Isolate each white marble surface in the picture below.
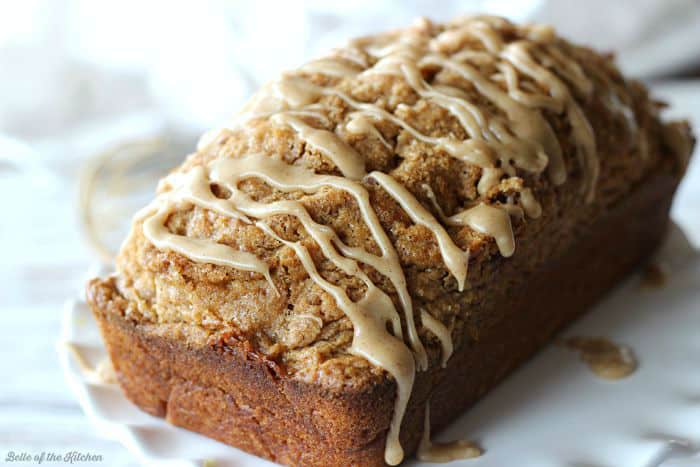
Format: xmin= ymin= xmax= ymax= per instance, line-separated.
xmin=0 ymin=187 xmax=138 ymax=464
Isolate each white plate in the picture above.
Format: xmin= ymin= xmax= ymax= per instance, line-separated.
xmin=59 ymin=224 xmax=700 ymax=467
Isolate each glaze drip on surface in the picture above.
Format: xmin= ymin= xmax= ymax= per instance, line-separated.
xmin=65 ymin=343 xmax=118 ymax=385
xmin=561 ymin=336 xmax=637 ymax=380
xmin=131 ymin=15 xmax=627 ymax=465
xmin=417 ymin=403 xmax=482 ymax=462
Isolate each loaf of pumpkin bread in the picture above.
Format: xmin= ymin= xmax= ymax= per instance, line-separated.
xmin=87 ymin=15 xmax=694 ymax=466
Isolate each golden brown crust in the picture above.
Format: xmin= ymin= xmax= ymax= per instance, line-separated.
xmin=88 ymin=277 xmax=392 ymax=467
xmin=89 ymin=168 xmax=678 ymax=466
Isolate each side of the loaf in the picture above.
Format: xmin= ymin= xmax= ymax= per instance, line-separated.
xmin=87 ymin=165 xmax=679 ymax=466
xmin=87 ymin=15 xmax=693 ymax=467
xmin=88 ymin=277 xmax=393 ymax=466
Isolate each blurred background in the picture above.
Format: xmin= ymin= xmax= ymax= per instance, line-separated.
xmin=1 ymin=0 xmax=700 ymax=465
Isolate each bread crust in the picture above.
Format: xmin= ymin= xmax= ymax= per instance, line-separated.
xmin=88 ymin=168 xmax=678 ymax=466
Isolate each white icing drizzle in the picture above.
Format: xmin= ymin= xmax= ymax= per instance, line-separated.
xmin=417 ymin=402 xmax=482 ymax=462
xmin=501 ymin=43 xmax=597 ymax=198
xmin=422 ymin=183 xmax=448 ymax=222
xmin=269 ymin=113 xmax=366 ymax=180
xmin=477 ymin=167 xmax=504 ymax=195
xmin=447 ymin=203 xmax=515 ymax=257
xmin=420 ymin=310 xmax=453 ymax=368
xmin=257 ymin=222 xmax=415 ymax=465
xmin=142 ymin=204 xmax=272 ymax=281
xmin=345 ymin=113 xmax=392 ymax=149
xmin=300 ymin=57 xmax=362 ymax=78
xmin=137 ymin=168 xmax=274 ymax=291
xmin=133 ymin=16 xmax=613 ymax=465
xmin=270 ymin=76 xmax=496 ymax=169
xmin=369 ymin=171 xmax=470 ymax=290
xmin=418 ymin=53 xmax=564 ymax=184
xmin=210 ymin=154 xmax=428 ymax=369
xmin=520 ymin=188 xmax=542 ymax=219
